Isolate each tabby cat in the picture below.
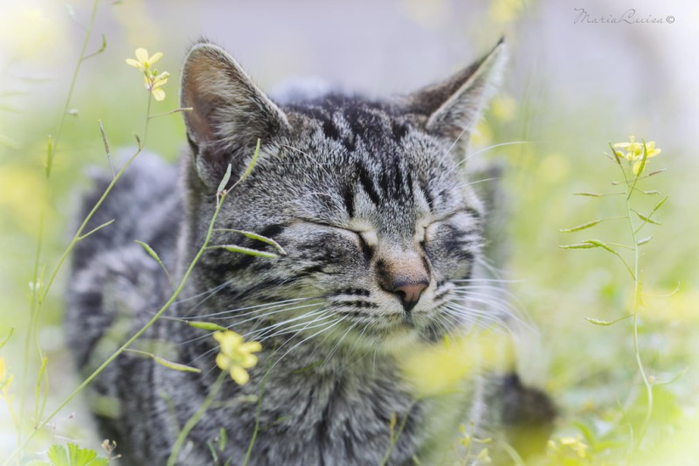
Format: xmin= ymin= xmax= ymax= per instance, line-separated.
xmin=66 ymin=39 xmax=554 ymax=465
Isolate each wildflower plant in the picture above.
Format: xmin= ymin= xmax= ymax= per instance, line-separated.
xmin=5 ymin=10 xmax=238 ymax=458
xmin=458 ymin=423 xmax=493 ymax=465
xmin=213 ymin=331 xmax=262 ymax=385
xmin=612 ymin=136 xmax=661 ymax=176
xmin=547 ymin=436 xmax=591 ymax=465
xmin=126 ymin=48 xmax=170 ymax=101
xmin=559 ymin=136 xmax=668 ymax=455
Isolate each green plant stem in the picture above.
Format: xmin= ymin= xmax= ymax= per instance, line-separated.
xmin=626 ymin=191 xmax=653 ymax=455
xmin=30 ymin=98 xmax=150 ymax=359
xmin=380 ymin=403 xmax=415 ymax=466
xmin=243 ymin=354 xmax=274 ymax=466
xmin=19 ymin=0 xmax=100 ymax=440
xmin=4 ymin=188 xmax=229 ymax=466
xmin=37 ymin=91 xmax=151 ymax=313
xmin=167 ymin=372 xmax=227 ymax=466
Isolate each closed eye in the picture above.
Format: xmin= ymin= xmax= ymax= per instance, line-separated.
xmin=294 ymin=218 xmax=375 ymax=260
xmin=422 ymin=208 xmax=481 ymax=245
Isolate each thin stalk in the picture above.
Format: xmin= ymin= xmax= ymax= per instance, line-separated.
xmin=243 ymin=354 xmax=274 ymax=466
xmin=37 ymin=94 xmax=150 ymax=304
xmin=167 ymin=372 xmax=227 ymax=466
xmin=4 ymin=188 xmax=230 ymax=465
xmin=380 ymin=402 xmax=415 ymax=466
xmin=20 ymin=0 xmax=100 ymax=439
xmin=626 ymin=193 xmax=653 ymax=455
xmin=148 ymin=107 xmax=193 ymax=120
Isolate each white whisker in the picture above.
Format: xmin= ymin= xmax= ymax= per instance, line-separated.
xmin=268 ymin=317 xmax=346 ymax=372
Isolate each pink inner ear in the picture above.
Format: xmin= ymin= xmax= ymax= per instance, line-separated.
xmin=182 ymin=53 xmax=221 ymax=146
xmin=185 ymin=90 xmax=216 ymax=145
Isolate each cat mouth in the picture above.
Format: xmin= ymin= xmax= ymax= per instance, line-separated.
xmin=400 ymin=312 xmax=416 ymax=328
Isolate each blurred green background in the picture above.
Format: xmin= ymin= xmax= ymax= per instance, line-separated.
xmin=0 ymin=0 xmax=697 ymax=463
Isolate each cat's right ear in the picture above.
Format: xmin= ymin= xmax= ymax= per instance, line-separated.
xmin=406 ymin=39 xmax=507 ymax=142
xmin=180 ymin=42 xmax=290 ymax=189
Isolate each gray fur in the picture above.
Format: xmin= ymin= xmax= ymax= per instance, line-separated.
xmin=66 ymin=39 xmax=553 ymax=465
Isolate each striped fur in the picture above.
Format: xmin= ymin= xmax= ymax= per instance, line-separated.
xmin=66 ymin=39 xmax=553 ymax=465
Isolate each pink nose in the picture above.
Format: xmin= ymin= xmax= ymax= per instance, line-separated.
xmin=391 ymin=280 xmax=428 ymax=312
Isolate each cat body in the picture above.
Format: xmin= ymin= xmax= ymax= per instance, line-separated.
xmin=66 ymin=40 xmax=553 ymax=465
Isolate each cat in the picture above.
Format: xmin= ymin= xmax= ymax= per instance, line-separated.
xmin=66 ymin=38 xmax=555 ymax=465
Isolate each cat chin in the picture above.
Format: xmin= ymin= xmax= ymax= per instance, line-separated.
xmin=378 ymin=327 xmax=424 ymax=356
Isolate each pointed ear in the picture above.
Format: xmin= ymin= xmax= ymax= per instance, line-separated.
xmin=180 ymin=42 xmax=290 ymax=189
xmin=407 ymin=39 xmax=507 ymax=140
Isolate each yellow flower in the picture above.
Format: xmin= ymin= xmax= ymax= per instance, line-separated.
xmin=0 ymin=357 xmax=13 ymax=395
xmin=126 ymin=48 xmax=162 ymax=71
xmin=126 ymin=48 xmax=168 ymax=101
xmin=475 ymin=447 xmax=492 ymax=463
xmin=398 ymin=331 xmax=514 ymax=397
xmin=613 ymin=135 xmax=662 ymax=175
xmin=213 ymin=331 xmax=262 ymax=385
xmin=142 ymin=71 xmax=170 ymax=101
xmin=559 ymin=436 xmax=589 ymax=458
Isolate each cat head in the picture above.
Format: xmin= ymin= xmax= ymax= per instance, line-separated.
xmin=180 ymin=40 xmax=506 ymax=353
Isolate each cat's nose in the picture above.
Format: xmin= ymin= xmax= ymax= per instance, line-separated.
xmin=376 ymin=249 xmax=430 ymax=312
xmin=391 ymin=279 xmax=429 ymax=312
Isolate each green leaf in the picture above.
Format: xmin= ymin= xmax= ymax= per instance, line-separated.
xmin=212 ymin=245 xmax=278 ymax=259
xmin=135 ymin=240 xmax=164 ymax=264
xmin=646 ymin=169 xmax=666 ymax=177
xmin=79 ymin=219 xmax=115 ymax=240
xmin=239 ymin=139 xmax=261 ymax=184
xmin=98 ymin=34 xmax=107 ymax=54
xmin=632 ymin=209 xmax=661 ymax=225
xmin=626 ymin=139 xmax=648 ymax=199
xmin=608 ymin=142 xmax=622 ymax=166
xmin=585 ymin=314 xmax=632 ymax=326
xmin=560 ymin=238 xmax=635 ymax=278
xmin=187 ymin=321 xmax=228 ymax=332
xmin=583 ymin=240 xmax=635 ymax=279
xmin=217 ymin=163 xmax=233 ymax=196
xmin=649 ymin=195 xmax=669 ymax=217
xmin=559 ymin=243 xmax=597 ymax=249
xmin=0 ymin=327 xmax=13 ymax=349
xmin=214 ymin=229 xmax=287 ymax=255
xmin=47 ymin=445 xmax=69 ymax=466
xmin=68 ymin=443 xmax=105 ymax=465
xmin=97 ymin=119 xmax=114 ymax=176
xmin=573 ymin=192 xmax=602 ymax=197
xmin=637 ymin=236 xmax=653 ymax=246
xmin=219 ymin=428 xmax=228 ymax=451
xmin=585 ymin=317 xmax=614 ymax=326
xmin=222 ymin=140 xmax=261 ymax=195
xmin=635 ymin=140 xmax=650 ymax=177
xmin=559 ymin=220 xmax=601 ymax=233
xmin=583 ymin=239 xmax=613 ymax=253
xmin=152 ymin=355 xmax=201 ymax=374
xmin=134 ymin=240 xmax=174 ymax=286
xmin=207 ymin=440 xmax=219 ymax=463
xmin=572 ymin=420 xmax=596 ymax=447
xmin=126 ymin=349 xmax=201 ymax=374
xmin=45 ymin=135 xmax=54 ymax=177
xmin=41 ymin=443 xmax=109 ymax=466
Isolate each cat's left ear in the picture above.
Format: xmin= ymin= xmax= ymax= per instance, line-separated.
xmin=180 ymin=42 xmax=291 ymax=190
xmin=407 ymin=39 xmax=507 ymax=140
